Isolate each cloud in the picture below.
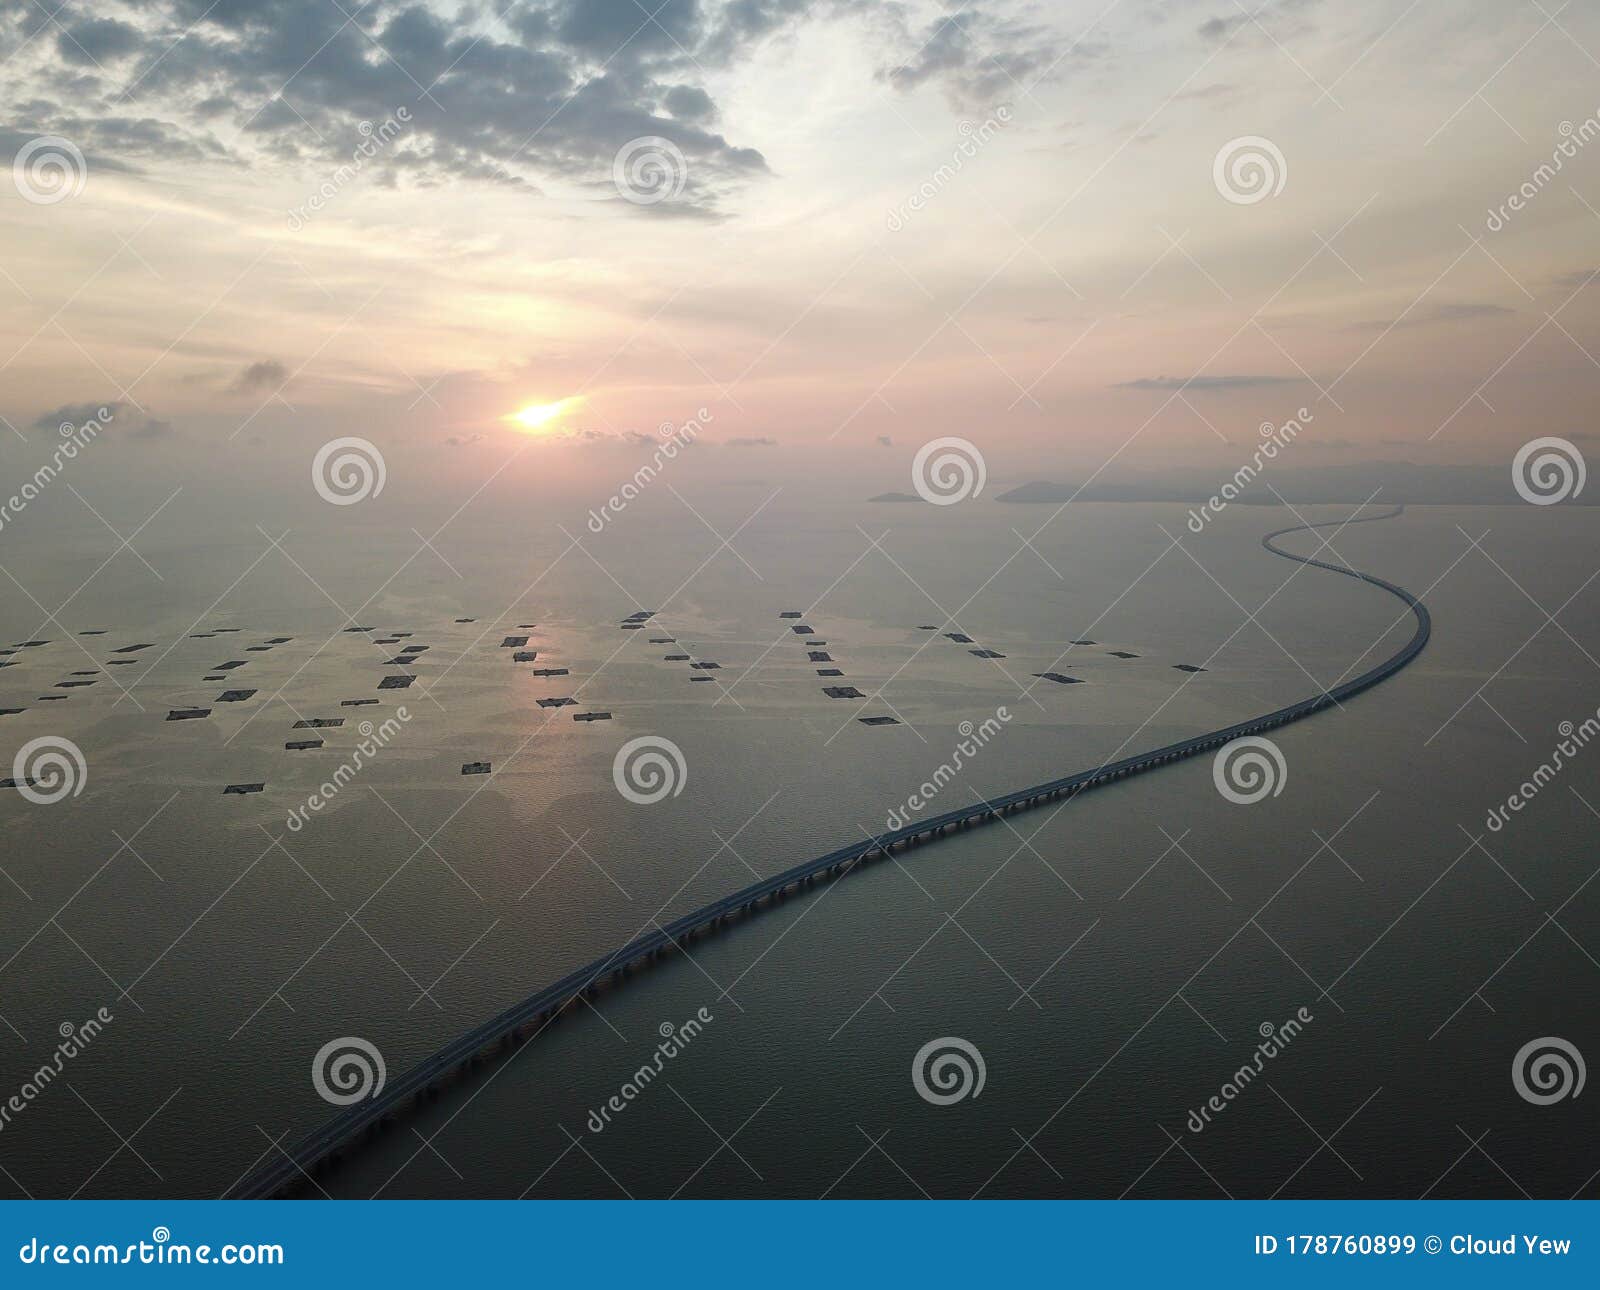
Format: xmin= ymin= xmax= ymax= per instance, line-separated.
xmin=2 ymin=0 xmax=780 ymax=217
xmin=883 ymin=7 xmax=1096 ymax=104
xmin=876 ymin=434 xmax=893 ymax=447
xmin=1115 ymin=374 xmax=1304 ymax=391
xmin=57 ymin=17 xmax=143 ymax=67
xmin=31 ymin=401 xmax=118 ymax=433
xmin=662 ymin=84 xmax=717 ymax=122
xmin=1198 ymin=0 xmax=1322 ymax=44
xmin=230 ymin=359 xmax=289 ymax=393
xmin=1349 ymin=302 xmax=1515 ymax=331
xmin=445 ymin=432 xmax=484 ymax=447
xmin=1552 ymin=268 xmax=1600 ymax=291
xmin=725 ymin=435 xmax=777 ymax=447
xmin=29 ymin=400 xmax=172 ymax=438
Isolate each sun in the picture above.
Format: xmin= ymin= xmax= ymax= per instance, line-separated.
xmin=505 ymin=396 xmax=583 ymax=434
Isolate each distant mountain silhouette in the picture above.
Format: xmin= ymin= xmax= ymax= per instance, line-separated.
xmin=992 ymin=461 xmax=1595 ymax=506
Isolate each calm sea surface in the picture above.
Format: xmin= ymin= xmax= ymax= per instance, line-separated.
xmin=1 ymin=496 xmax=1595 ymax=1198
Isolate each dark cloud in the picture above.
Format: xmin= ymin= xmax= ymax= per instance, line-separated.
xmin=1115 ymin=374 xmax=1304 ymax=391
xmin=883 ymin=7 xmax=1096 ymax=104
xmin=1 ymin=0 xmax=781 ymax=216
xmin=31 ymin=401 xmax=119 ymax=433
xmin=56 ymin=16 xmax=143 ymax=67
xmin=230 ymin=359 xmax=290 ymax=393
xmin=663 ymin=84 xmax=717 ymax=122
xmin=29 ymin=400 xmax=171 ymax=438
xmin=876 ymin=434 xmax=893 ymax=447
xmin=725 ymin=435 xmax=777 ymax=446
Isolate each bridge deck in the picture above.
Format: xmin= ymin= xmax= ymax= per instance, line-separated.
xmin=234 ymin=507 xmax=1428 ymax=1198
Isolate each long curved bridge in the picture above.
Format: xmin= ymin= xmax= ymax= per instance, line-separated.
xmin=236 ymin=506 xmax=1429 ymax=1198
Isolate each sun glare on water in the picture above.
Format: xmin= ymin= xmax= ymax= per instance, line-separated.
xmin=506 ymin=397 xmax=582 ymax=434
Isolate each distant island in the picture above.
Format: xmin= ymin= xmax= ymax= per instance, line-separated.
xmin=985 ymin=463 xmax=1596 ymax=506
xmin=867 ymin=491 xmax=923 ymax=502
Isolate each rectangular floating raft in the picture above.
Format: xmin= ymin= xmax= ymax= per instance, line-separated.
xmin=223 ymin=783 xmax=265 ymax=795
xmin=166 ymin=708 xmax=210 ymax=721
xmin=285 ymin=739 xmax=323 ymax=751
xmin=461 ymin=762 xmax=490 ymax=775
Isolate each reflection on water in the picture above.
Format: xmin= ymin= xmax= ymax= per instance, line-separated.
xmin=0 ymin=499 xmax=1595 ymax=1197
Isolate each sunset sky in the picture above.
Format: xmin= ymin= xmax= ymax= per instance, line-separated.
xmin=3 ymin=0 xmax=1598 ymax=495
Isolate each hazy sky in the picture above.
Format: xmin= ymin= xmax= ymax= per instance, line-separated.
xmin=2 ymin=0 xmax=1599 ymax=495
